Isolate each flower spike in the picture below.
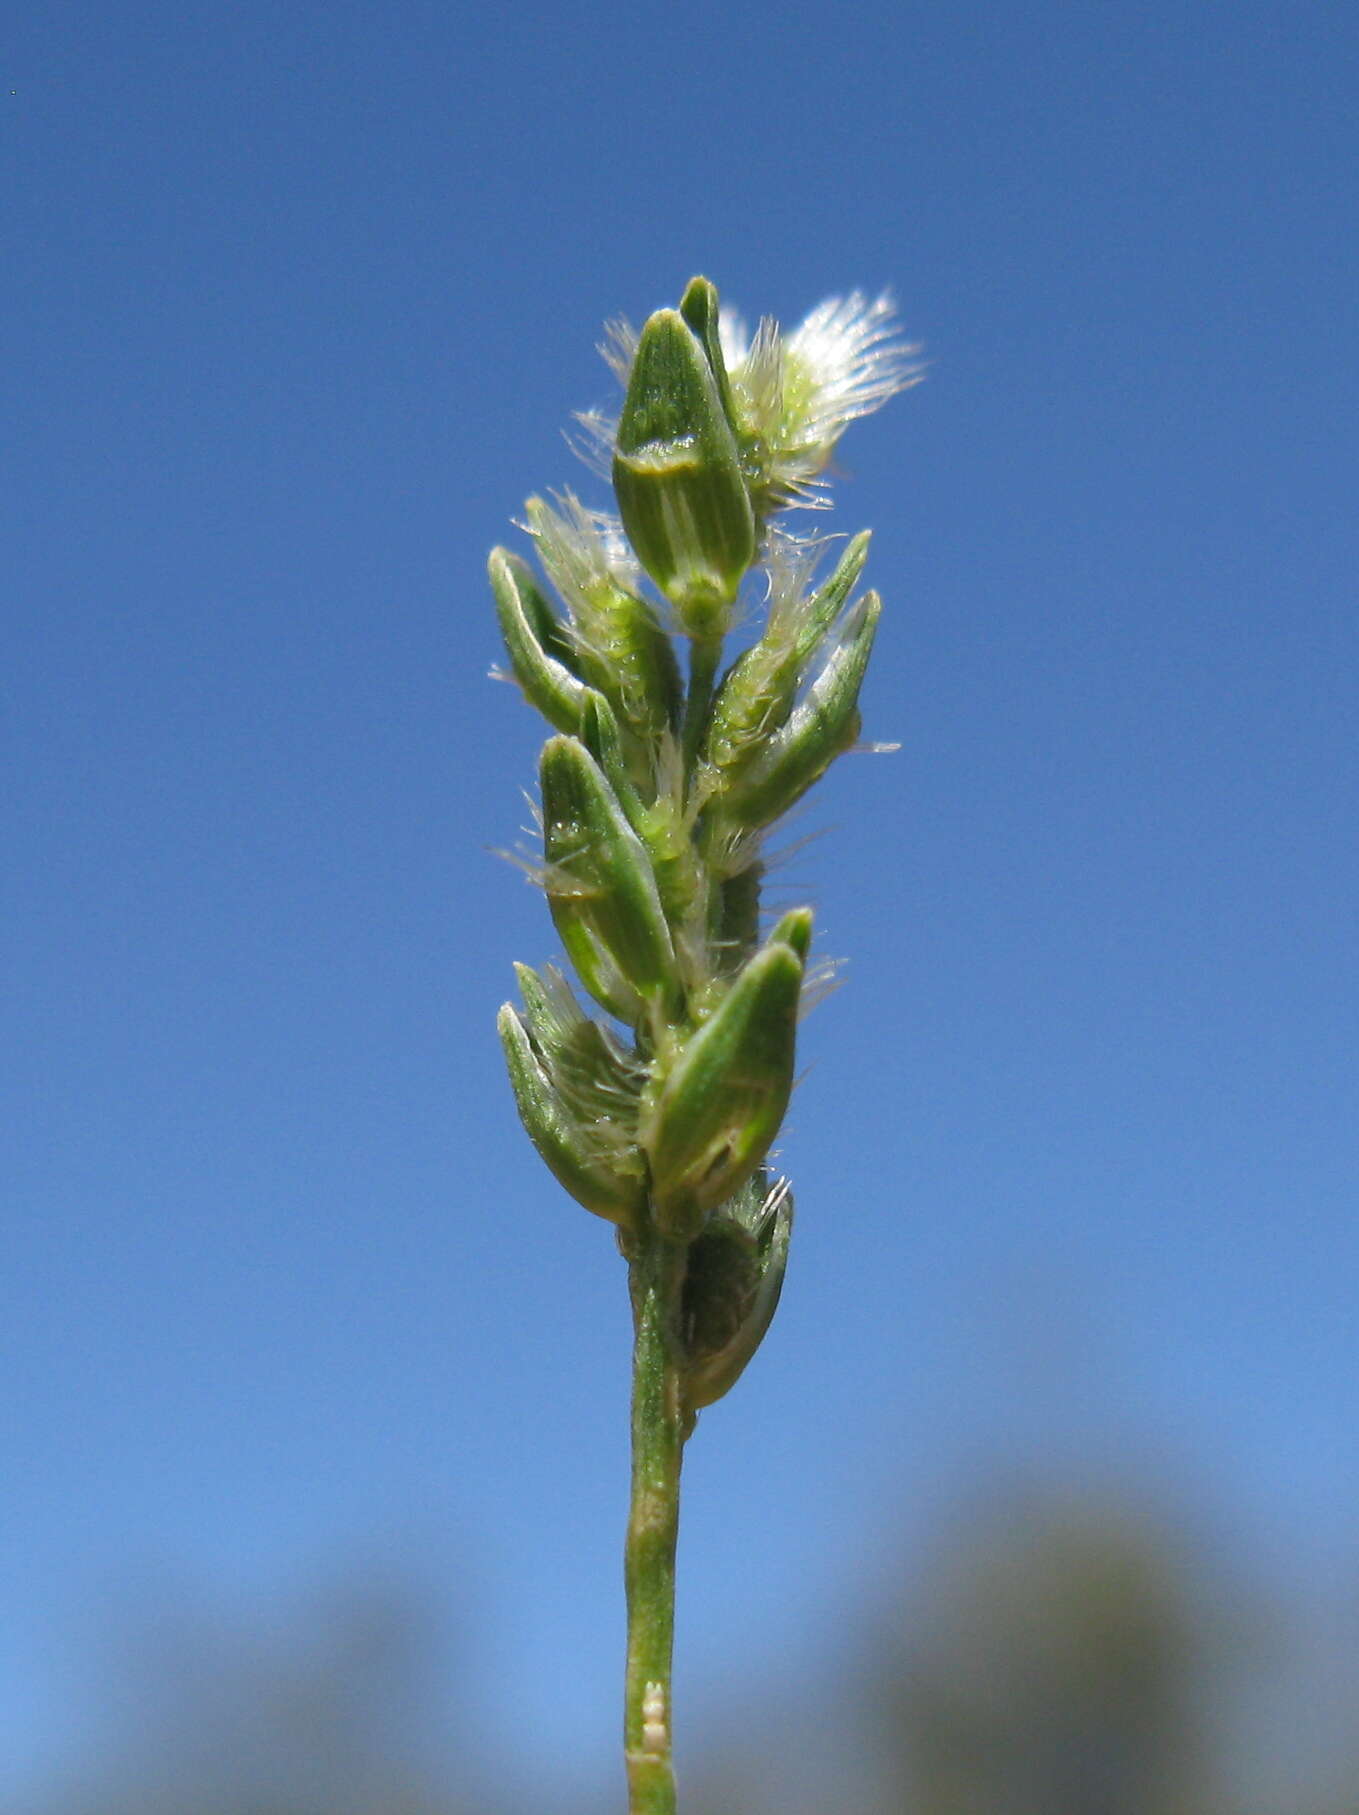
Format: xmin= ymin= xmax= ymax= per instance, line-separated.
xmin=486 ymin=274 xmax=916 ymax=1812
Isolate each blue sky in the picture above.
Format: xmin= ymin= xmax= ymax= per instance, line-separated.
xmin=4 ymin=0 xmax=1357 ymax=1802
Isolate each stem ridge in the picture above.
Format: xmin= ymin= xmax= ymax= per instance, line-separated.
xmin=623 ymin=1230 xmax=687 ymax=1813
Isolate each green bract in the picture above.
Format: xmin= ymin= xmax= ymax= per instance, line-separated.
xmin=641 ymin=921 xmax=808 ymax=1239
xmin=717 ymin=591 xmax=883 ymax=830
xmin=489 ymin=547 xmax=589 ymax=735
xmin=524 ymin=494 xmax=681 ymax=768
xmin=498 ymin=996 xmax=647 ymax=1227
xmin=702 ymin=531 xmax=873 ymax=784
xmin=539 ymin=735 xmax=680 ymax=1024
xmin=681 ymin=1174 xmax=794 ymax=1414
xmin=612 ymin=308 xmax=756 ymax=639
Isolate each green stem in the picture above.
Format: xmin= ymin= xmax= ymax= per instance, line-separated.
xmin=680 ymin=636 xmax=723 ymax=775
xmin=624 ymin=1229 xmax=689 ymax=1814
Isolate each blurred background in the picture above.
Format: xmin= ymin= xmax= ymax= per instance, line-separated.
xmin=5 ymin=1 xmax=1357 ymax=1809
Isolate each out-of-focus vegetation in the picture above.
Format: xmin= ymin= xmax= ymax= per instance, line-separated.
xmin=20 ymin=1482 xmax=1359 ymax=1815
xmin=865 ymin=1499 xmax=1227 ymax=1815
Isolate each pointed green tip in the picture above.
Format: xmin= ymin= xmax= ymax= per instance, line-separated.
xmin=679 ymin=276 xmax=719 ymax=338
xmin=614 ymin=311 xmax=713 ymax=453
xmin=768 ymin=906 xmax=814 ymax=964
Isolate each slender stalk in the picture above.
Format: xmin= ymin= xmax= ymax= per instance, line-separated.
xmin=623 ymin=1229 xmax=689 ymax=1814
xmin=680 ymin=635 xmax=723 ymax=773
